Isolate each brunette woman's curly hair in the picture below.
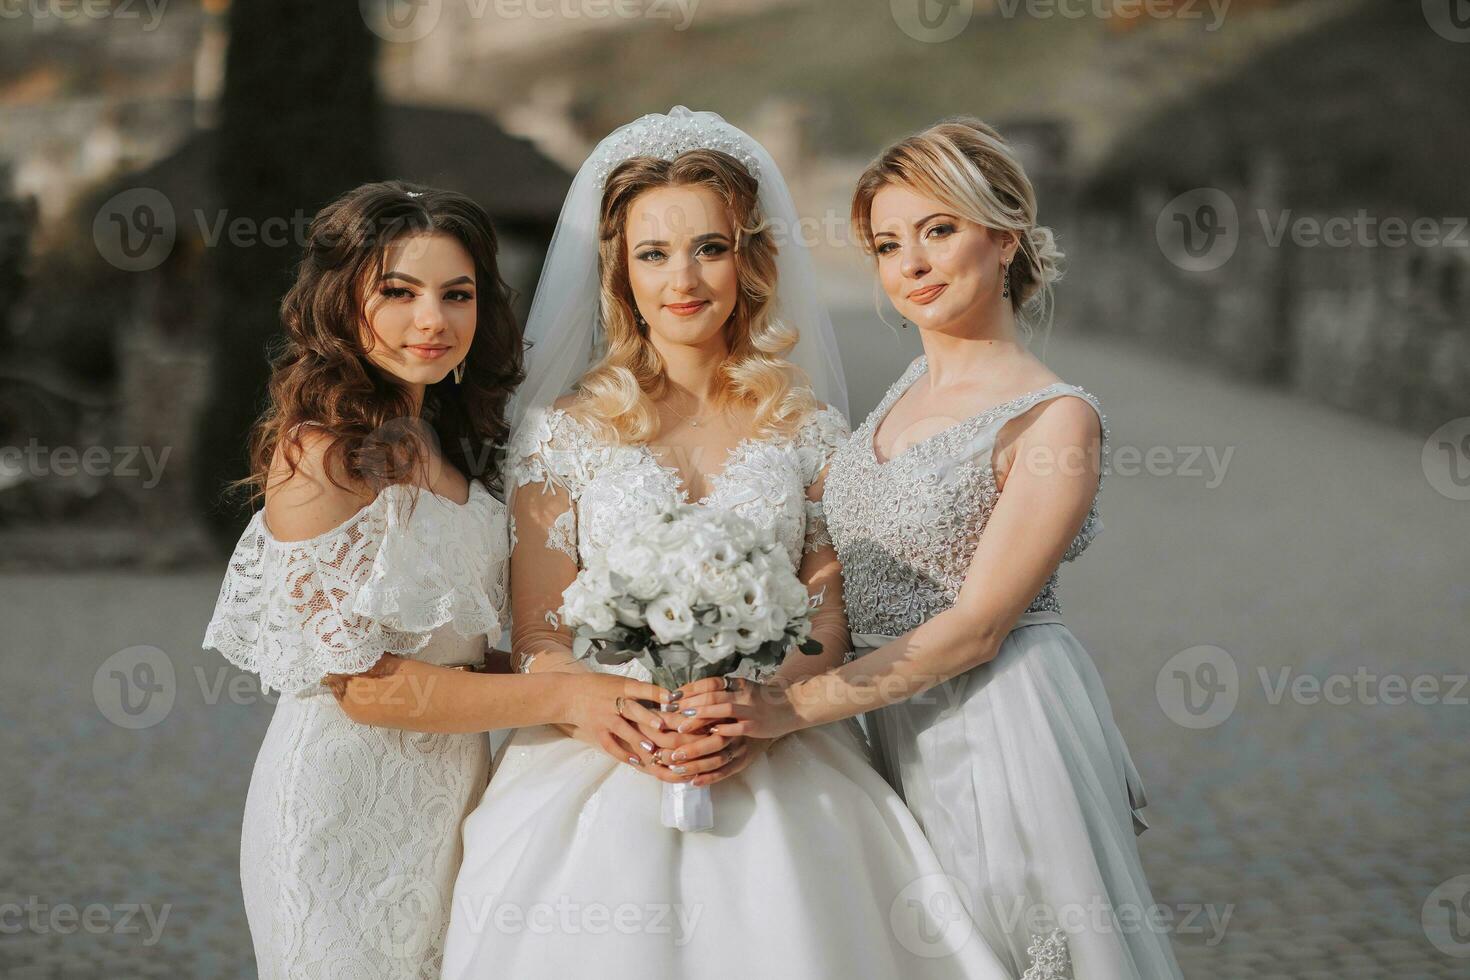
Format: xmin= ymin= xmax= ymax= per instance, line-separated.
xmin=231 ymin=180 xmax=525 ymax=507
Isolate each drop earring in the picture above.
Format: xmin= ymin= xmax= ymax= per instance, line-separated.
xmin=453 ymin=361 xmax=465 ymax=385
xmin=1001 ymin=258 xmax=1012 ymax=301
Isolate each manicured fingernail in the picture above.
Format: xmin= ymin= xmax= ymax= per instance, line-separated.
xmin=670 ymin=765 xmax=688 ymax=774
xmin=681 ymin=708 xmax=697 ymax=716
xmin=639 ymin=740 xmax=655 ymax=752
xmin=671 ymin=751 xmax=685 ymax=763
xmin=627 ymin=756 xmax=641 ymax=767
xmin=660 ymin=703 xmax=680 ymax=713
xmin=669 ymin=690 xmax=683 ymax=701
xmin=648 ymin=716 xmax=663 ymax=730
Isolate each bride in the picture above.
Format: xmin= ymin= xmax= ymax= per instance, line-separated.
xmin=441 ymin=108 xmax=1013 ymax=979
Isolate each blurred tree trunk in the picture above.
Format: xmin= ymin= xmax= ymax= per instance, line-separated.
xmin=196 ymin=0 xmax=381 ymax=544
xmin=0 ymin=163 xmax=33 ymax=345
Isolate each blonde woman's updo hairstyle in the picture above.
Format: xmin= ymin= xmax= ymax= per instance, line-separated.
xmin=851 ymin=116 xmax=1065 ymax=335
xmin=568 ymin=148 xmax=818 ymax=444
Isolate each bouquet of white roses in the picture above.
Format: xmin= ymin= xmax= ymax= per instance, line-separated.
xmin=555 ymin=503 xmax=823 ymax=831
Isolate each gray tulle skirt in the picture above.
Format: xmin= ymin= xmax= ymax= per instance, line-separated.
xmin=853 ymin=612 xmax=1183 ymax=980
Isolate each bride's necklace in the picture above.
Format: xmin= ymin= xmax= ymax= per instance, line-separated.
xmin=663 ymin=397 xmax=711 ymax=428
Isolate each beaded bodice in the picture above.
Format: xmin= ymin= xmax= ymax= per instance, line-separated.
xmin=823 ymin=356 xmax=1108 ymax=637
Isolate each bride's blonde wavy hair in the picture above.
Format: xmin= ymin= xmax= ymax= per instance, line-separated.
xmin=851 ymin=116 xmax=1065 ymax=339
xmin=567 ymin=149 xmax=817 ymax=444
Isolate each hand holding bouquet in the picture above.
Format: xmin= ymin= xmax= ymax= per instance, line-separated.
xmin=555 ymin=504 xmax=822 ymax=830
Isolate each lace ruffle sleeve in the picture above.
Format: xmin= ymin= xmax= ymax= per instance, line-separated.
xmin=202 ymin=485 xmax=506 ymax=695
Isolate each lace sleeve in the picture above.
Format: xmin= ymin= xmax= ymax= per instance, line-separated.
xmin=203 ymin=486 xmax=505 ymax=695
xmin=506 ymin=407 xmax=592 ymax=562
xmin=795 ymin=404 xmax=852 ymax=555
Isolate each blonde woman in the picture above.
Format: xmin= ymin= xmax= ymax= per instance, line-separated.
xmin=681 ymin=119 xmax=1185 ymax=978
xmin=442 ymin=108 xmax=1012 ymax=980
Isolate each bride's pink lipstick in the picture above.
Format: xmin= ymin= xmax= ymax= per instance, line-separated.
xmin=405 ymin=344 xmax=452 ymax=360
xmin=665 ymin=300 xmax=709 ymax=317
xmin=907 ymin=283 xmax=947 ymax=305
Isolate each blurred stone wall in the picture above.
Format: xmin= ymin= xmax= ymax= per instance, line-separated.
xmin=1059 ymin=177 xmax=1469 ymax=432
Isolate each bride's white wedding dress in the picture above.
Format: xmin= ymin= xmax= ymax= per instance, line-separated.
xmin=440 ymin=405 xmax=1014 ymax=980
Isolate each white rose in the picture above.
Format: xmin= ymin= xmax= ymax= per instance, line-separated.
xmin=695 ymin=565 xmax=743 ymax=605
xmin=646 ymin=595 xmax=695 ymax=644
xmin=731 ymin=624 xmax=763 ymax=654
xmin=692 ymin=627 xmax=737 ymax=663
xmin=705 ymin=537 xmax=741 ymax=569
xmin=565 ymin=587 xmax=616 ymax=633
xmin=625 ymin=571 xmax=667 ymax=602
xmin=609 ymin=542 xmax=661 ymax=582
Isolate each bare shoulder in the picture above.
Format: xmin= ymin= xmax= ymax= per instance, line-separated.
xmin=264 ymin=427 xmax=376 ymax=542
xmin=1013 ymin=391 xmax=1102 ymax=448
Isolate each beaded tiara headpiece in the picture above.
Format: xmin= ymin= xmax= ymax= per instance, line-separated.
xmin=591 ymin=105 xmax=763 ymax=188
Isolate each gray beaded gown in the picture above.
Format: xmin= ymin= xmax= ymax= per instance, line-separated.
xmin=823 ymin=356 xmax=1184 ymax=980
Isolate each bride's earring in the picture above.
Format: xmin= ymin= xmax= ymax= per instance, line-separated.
xmin=634 ymin=309 xmax=648 ymax=334
xmin=899 ymin=317 xmax=909 ymax=329
xmin=453 ymin=361 xmax=465 ymax=385
xmin=1001 ymin=258 xmax=1012 ymax=301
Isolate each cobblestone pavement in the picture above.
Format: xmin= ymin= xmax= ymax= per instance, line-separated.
xmin=3 ymin=332 xmax=1467 ymax=978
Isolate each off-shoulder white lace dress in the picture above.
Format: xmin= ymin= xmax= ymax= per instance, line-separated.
xmin=440 ymin=406 xmax=1016 ymax=980
xmin=203 ymin=480 xmax=509 ymax=979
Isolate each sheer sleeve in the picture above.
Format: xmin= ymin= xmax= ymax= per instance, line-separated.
xmin=794 ymin=404 xmax=852 ymax=555
xmin=504 ymin=407 xmax=594 ymax=674
xmin=778 ymin=404 xmax=853 ymax=681
xmin=202 ymin=486 xmax=505 ymax=695
xmin=505 ymin=407 xmax=595 ymax=563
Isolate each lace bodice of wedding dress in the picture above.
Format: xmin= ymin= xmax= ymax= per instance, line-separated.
xmin=507 ymin=401 xmax=850 ymax=581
